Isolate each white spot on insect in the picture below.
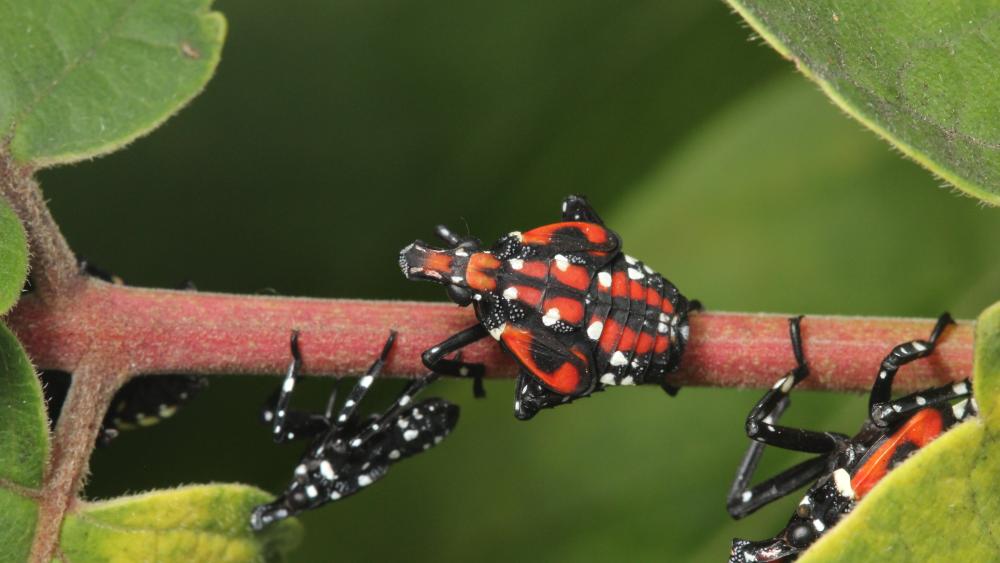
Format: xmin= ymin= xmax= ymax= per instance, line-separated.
xmin=953 ymin=381 xmax=969 ymax=395
xmin=263 ymin=411 xmax=274 ymax=422
xmin=277 ymin=409 xmax=286 ymax=418
xmin=404 ymin=429 xmax=419 ymax=441
xmin=490 ymin=323 xmax=506 ymax=341
xmin=459 ymin=366 xmax=469 ymax=376
xmin=320 ymin=461 xmax=335 ymax=480
xmin=429 ymin=347 xmax=439 ymax=355
xmin=388 ymin=449 xmax=401 ymax=460
xmin=913 ymin=341 xmax=928 ymax=352
xmin=514 ymin=400 xmax=521 ymax=412
xmin=833 ymin=468 xmax=855 ymax=499
xmin=554 ymin=254 xmax=570 ymax=271
xmin=358 ymin=475 xmax=372 ymax=487
xmin=781 ymin=376 xmax=795 ymax=393
xmin=542 ymin=308 xmax=562 ymax=326
xmin=879 ymin=370 xmax=887 ymax=380
xmin=659 ymin=313 xmax=669 ymax=323
xmin=294 ymin=464 xmax=307 ymax=476
xmin=434 ymin=436 xmax=444 ymax=444
xmin=680 ymin=325 xmax=690 ymax=340
xmin=892 ymin=404 xmax=903 ymax=412
xmin=620 ymin=376 xmax=635 ymax=386
xmin=159 ymin=404 xmax=177 ymax=418
xmin=282 ymin=377 xmax=295 ymax=393
xmin=473 ymin=294 xmax=482 ymax=301
xmin=503 ymin=287 xmax=519 ymax=300
xmin=762 ymin=415 xmax=774 ymax=424
xmin=799 ymin=495 xmax=812 ymax=506
xmin=286 ymin=432 xmax=295 ymax=440
xmin=370 ymin=423 xmax=379 ymax=430
xmin=337 ymin=414 xmax=348 ymax=423
xmin=509 ymin=258 xmax=524 ymax=270
xmin=344 ymin=399 xmax=355 ymax=408
xmin=272 ymin=426 xmax=281 ymax=434
xmin=509 ymin=231 xmax=522 ymax=241
xmin=916 ymin=396 xmax=927 ymax=406
xmin=627 ymin=267 xmax=644 ymax=280
xmin=657 ymin=322 xmax=668 ymax=334
xmin=624 ymin=254 xmax=637 ymax=265
xmin=397 ymin=418 xmax=409 ymax=429
xmin=451 ymin=276 xmax=464 ymax=283
xmin=812 ymin=519 xmax=826 ymax=532
xmin=360 ymin=375 xmax=374 ymax=388
xmin=350 ymin=438 xmax=362 ymax=447
xmin=562 ymin=201 xmax=568 ymax=212
xmin=741 ymin=491 xmax=753 ymax=502
xmin=587 ymin=321 xmax=604 ymax=340
xmin=306 ymin=485 xmax=318 ymax=498
xmin=412 ymin=409 xmax=423 ymax=420
xmin=610 ymin=351 xmax=627 ymax=366
xmin=773 ymin=377 xmax=788 ymax=390
xmin=953 ymin=399 xmax=969 ymax=419
xmin=454 ymin=248 xmax=468 ymax=257
xmin=330 ymin=491 xmax=342 ymax=500
xmin=598 ymin=272 xmax=612 ymax=287
xmin=600 ymin=373 xmax=617 ymax=386
xmin=643 ymin=264 xmax=654 ymax=274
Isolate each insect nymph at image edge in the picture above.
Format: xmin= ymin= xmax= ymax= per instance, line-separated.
xmin=251 ymin=331 xmax=459 ymax=530
xmin=727 ymin=313 xmax=974 ymax=562
xmin=400 ymin=195 xmax=697 ymax=420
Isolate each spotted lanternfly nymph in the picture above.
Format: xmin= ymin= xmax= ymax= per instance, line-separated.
xmin=400 ymin=195 xmax=696 ymax=420
xmin=250 ymin=331 xmax=459 ymax=530
xmin=727 ymin=313 xmax=974 ymax=562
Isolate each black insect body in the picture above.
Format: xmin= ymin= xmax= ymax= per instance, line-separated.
xmin=400 ymin=195 xmax=696 ymax=420
xmin=727 ymin=314 xmax=974 ymax=562
xmin=250 ymin=331 xmax=459 ymax=530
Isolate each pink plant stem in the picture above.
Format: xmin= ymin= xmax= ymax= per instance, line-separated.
xmin=8 ymin=278 xmax=974 ymax=391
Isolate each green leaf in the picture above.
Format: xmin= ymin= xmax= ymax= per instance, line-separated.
xmin=726 ymin=0 xmax=1000 ymax=205
xmin=60 ymin=484 xmax=303 ymax=562
xmin=0 ymin=196 xmax=27 ymax=313
xmin=0 ymin=323 xmax=47 ymax=562
xmin=799 ymin=307 xmax=1000 ymax=562
xmin=0 ymin=0 xmax=226 ymax=168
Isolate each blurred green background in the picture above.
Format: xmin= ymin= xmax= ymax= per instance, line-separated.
xmin=36 ymin=1 xmax=1000 ymax=561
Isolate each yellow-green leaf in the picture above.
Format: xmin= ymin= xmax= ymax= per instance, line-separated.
xmin=727 ymin=0 xmax=1000 ymax=205
xmin=0 ymin=196 xmax=28 ymax=313
xmin=60 ymin=484 xmax=303 ymax=562
xmin=0 ymin=0 xmax=226 ymax=168
xmin=800 ymin=303 xmax=1000 ymax=561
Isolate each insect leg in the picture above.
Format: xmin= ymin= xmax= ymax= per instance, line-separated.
xmin=726 ymin=452 xmax=829 ymax=519
xmin=262 ymin=330 xmax=329 ymax=443
xmin=868 ymin=313 xmax=955 ymax=427
xmin=332 ymin=331 xmax=396 ymax=427
xmin=422 ymin=324 xmax=489 ymax=397
xmin=348 ymin=372 xmax=441 ymax=449
xmin=871 ymin=378 xmax=973 ymax=427
xmin=743 ymin=317 xmax=845 ymax=453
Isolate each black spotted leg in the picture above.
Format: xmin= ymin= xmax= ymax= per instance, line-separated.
xmin=727 ymin=317 xmax=847 ymax=519
xmin=348 ymin=370 xmax=443 ymax=449
xmin=561 ymin=194 xmax=605 ymax=224
xmin=868 ymin=313 xmax=957 ymax=427
xmin=421 ymin=324 xmax=489 ymax=398
xmin=264 ymin=331 xmax=396 ymax=443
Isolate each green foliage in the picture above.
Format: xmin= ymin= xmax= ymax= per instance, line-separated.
xmin=728 ymin=0 xmax=1000 ymax=205
xmin=0 ymin=0 xmax=226 ymax=167
xmin=0 ymin=197 xmax=27 ymax=313
xmin=60 ymin=485 xmax=303 ymax=562
xmin=0 ymin=324 xmax=47 ymax=562
xmin=800 ymin=305 xmax=1000 ymax=561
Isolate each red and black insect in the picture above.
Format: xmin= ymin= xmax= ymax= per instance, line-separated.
xmin=251 ymin=331 xmax=459 ymax=530
xmin=727 ymin=313 xmax=974 ymax=562
xmin=400 ymin=195 xmax=696 ymax=420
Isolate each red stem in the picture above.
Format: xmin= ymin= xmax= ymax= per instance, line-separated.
xmin=8 ymin=279 xmax=975 ymax=391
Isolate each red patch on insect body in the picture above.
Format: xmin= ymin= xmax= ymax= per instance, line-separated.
xmin=551 ymin=263 xmax=590 ymax=291
xmin=518 ymin=260 xmax=548 ymax=280
xmin=501 ymin=327 xmax=586 ymax=394
xmin=646 ymin=287 xmax=662 ymax=309
xmin=851 ymin=408 xmax=944 ymax=499
xmin=542 ymin=296 xmax=584 ymax=326
xmin=598 ymin=319 xmax=622 ymax=353
xmin=466 ymin=253 xmax=500 ymax=291
xmin=611 ymin=272 xmax=629 ymax=299
xmin=507 ymin=284 xmax=542 ymax=307
xmin=654 ymin=332 xmax=670 ymax=355
xmin=636 ymin=331 xmax=655 ymax=355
